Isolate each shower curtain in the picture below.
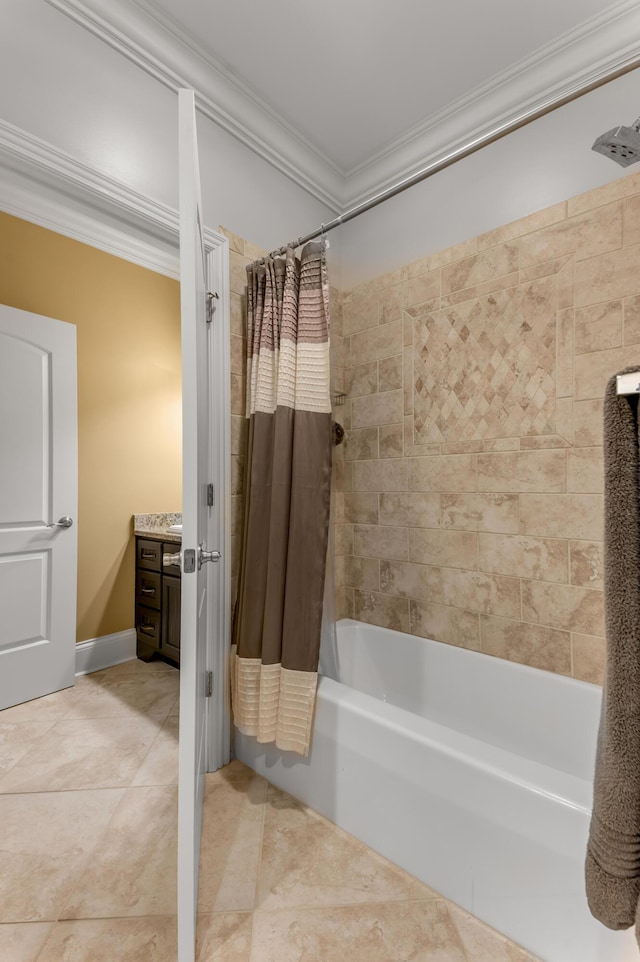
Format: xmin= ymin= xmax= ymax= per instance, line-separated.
xmin=231 ymin=242 xmax=332 ymax=756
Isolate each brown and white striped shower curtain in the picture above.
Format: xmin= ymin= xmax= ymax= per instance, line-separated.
xmin=231 ymin=242 xmax=332 ymax=756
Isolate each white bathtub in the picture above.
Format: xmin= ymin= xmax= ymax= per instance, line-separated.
xmin=235 ymin=619 xmax=640 ymax=962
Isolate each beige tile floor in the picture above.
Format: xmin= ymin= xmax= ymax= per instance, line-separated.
xmin=0 ymin=659 xmax=541 ymax=962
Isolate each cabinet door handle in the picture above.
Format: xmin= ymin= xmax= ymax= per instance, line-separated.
xmin=141 ymin=550 xmax=156 ymax=559
xmin=139 ymin=623 xmax=155 ymax=635
xmin=140 ymin=587 xmax=155 ymax=596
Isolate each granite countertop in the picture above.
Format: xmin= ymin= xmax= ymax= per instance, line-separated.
xmin=133 ymin=512 xmax=182 ymax=543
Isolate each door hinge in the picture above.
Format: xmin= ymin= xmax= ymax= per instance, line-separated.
xmin=206 ymin=671 xmax=213 ymax=697
xmin=207 ymin=483 xmax=214 ymax=507
xmin=206 ymin=291 xmax=218 ymax=323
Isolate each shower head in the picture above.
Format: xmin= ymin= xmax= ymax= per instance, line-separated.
xmin=592 ymin=117 xmax=640 ymax=167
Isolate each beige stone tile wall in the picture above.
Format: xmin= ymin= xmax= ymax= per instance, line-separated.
xmin=336 ymin=169 xmax=640 ymax=685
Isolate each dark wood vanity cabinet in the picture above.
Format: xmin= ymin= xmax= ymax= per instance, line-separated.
xmin=161 ymin=576 xmax=181 ymax=663
xmin=135 ymin=536 xmax=181 ymax=666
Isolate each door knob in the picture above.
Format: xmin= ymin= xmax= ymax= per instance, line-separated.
xmin=163 ymin=551 xmax=182 ymax=567
xmin=48 ymin=516 xmax=73 ymax=528
xmin=198 ymin=544 xmax=221 ymax=569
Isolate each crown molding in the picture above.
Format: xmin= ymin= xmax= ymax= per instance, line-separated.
xmin=0 ymin=119 xmax=225 ymax=276
xmin=342 ymin=0 xmax=640 ymax=205
xmin=43 ymin=0 xmax=344 ymax=212
xmin=0 ymin=170 xmax=178 ymax=277
xmin=45 ymin=0 xmax=640 ymax=215
xmin=0 ymin=119 xmax=180 ymax=234
xmin=10 ymin=0 xmax=640 ymax=241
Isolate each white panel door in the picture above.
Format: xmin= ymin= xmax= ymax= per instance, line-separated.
xmin=0 ymin=305 xmax=77 ymax=709
xmin=177 ymin=89 xmax=219 ymax=962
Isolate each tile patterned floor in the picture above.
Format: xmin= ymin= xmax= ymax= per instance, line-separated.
xmin=0 ymin=660 xmax=541 ymax=961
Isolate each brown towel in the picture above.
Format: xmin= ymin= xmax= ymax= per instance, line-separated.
xmin=586 ymin=366 xmax=640 ymax=933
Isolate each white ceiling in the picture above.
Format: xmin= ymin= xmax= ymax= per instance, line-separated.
xmin=2 ymin=0 xmax=640 ymax=284
xmin=33 ymin=0 xmax=640 ymax=211
xmin=140 ymin=0 xmax=628 ymax=173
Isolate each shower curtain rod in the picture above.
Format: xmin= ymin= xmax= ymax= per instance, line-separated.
xmin=260 ymin=55 xmax=640 ymax=261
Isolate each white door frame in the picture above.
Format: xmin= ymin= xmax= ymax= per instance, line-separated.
xmin=204 ymin=241 xmax=232 ymax=773
xmin=176 ymin=227 xmax=232 ymax=780
xmin=181 ymin=235 xmax=232 ymax=776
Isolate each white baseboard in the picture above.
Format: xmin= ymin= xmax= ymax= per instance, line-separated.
xmin=75 ymin=628 xmax=137 ymax=676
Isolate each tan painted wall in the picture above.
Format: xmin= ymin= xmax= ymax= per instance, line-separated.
xmin=0 ymin=212 xmax=181 ymax=642
xmin=334 ymin=170 xmax=640 ymax=685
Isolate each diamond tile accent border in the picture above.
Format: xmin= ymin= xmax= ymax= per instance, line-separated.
xmin=413 ymin=275 xmax=558 ymax=444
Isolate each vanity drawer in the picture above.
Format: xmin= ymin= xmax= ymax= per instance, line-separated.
xmin=137 ymin=539 xmax=162 ymax=572
xmin=136 ymin=570 xmax=161 ymax=609
xmin=136 ymin=605 xmax=161 ymax=646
